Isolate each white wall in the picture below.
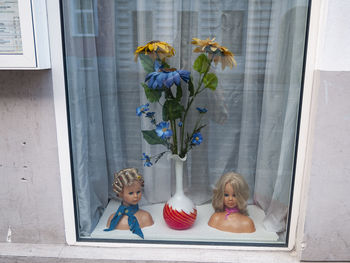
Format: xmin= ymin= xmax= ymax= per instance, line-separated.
xmin=301 ymin=0 xmax=350 ymax=260
xmin=317 ymin=0 xmax=350 ymax=71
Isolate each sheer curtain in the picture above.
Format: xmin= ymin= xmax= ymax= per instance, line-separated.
xmin=62 ymin=0 xmax=309 ymax=236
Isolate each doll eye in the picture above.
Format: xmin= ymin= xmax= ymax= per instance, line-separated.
xmin=137 ymin=191 xmax=141 ymax=194
xmin=224 ymin=193 xmax=229 ymax=197
xmin=128 ymin=192 xmax=133 ymax=195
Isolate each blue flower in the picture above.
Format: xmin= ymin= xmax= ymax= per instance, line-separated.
xmin=141 ymin=153 xmax=153 ymax=167
xmin=146 ymin=112 xmax=155 ymax=118
xmin=155 ymin=121 xmax=173 ymax=139
xmin=136 ymin=103 xmax=149 ymax=116
xmin=178 ymin=121 xmax=183 ymax=127
xmin=191 ymin=132 xmax=203 ymax=145
xmin=145 ymin=60 xmax=191 ymax=89
xmin=196 ymin=107 xmax=208 ymax=113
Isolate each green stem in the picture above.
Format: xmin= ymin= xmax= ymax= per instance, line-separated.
xmin=179 ymin=57 xmax=213 ymax=156
xmin=170 ymin=119 xmax=177 ymax=154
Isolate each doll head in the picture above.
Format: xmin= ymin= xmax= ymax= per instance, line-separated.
xmin=112 ymin=168 xmax=144 ymax=203
xmin=212 ymin=172 xmax=250 ymax=215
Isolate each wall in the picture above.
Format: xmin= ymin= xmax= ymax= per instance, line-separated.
xmin=0 ymin=0 xmax=350 ymax=262
xmin=300 ymin=0 xmax=350 ymax=260
xmin=0 ymin=70 xmax=65 ymax=244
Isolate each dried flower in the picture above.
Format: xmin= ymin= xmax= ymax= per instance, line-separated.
xmin=191 ymin=37 xmax=237 ymax=70
xmin=134 ymin=40 xmax=175 ymax=61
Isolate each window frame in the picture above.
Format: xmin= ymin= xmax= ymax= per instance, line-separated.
xmin=50 ymin=0 xmax=325 ymax=254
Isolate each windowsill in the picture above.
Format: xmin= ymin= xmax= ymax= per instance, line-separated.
xmin=0 ymin=242 xmax=299 ymax=262
xmin=89 ymin=200 xmax=278 ymax=244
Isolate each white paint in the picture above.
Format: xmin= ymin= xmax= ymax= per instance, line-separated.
xmin=46 ymin=0 xmax=77 ymax=245
xmin=289 ymin=0 xmax=326 ymax=253
xmin=317 ymin=0 xmax=350 ymax=71
xmin=6 ymin=226 xmax=12 ymax=243
xmin=0 ymin=243 xmax=300 ymax=263
xmin=167 ymin=194 xmax=196 ymax=214
xmin=166 ymin=154 xmax=196 ymax=214
xmin=45 ymin=0 xmax=325 ymax=261
xmin=92 ymin=200 xmax=278 ymax=242
xmin=0 ymin=0 xmax=51 ymax=69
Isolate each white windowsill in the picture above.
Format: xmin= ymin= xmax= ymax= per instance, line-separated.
xmin=90 ymin=200 xmax=279 ymax=244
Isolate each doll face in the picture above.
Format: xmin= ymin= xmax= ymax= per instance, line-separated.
xmin=223 ymin=183 xmax=237 ymax=209
xmin=120 ymin=181 xmax=142 ymax=206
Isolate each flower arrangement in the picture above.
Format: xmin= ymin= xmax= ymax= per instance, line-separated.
xmin=135 ymin=38 xmax=236 ymax=167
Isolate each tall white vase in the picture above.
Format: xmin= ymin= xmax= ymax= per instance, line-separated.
xmin=163 ymin=154 xmax=197 ymax=230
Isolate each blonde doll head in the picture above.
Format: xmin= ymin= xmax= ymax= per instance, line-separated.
xmin=112 ymin=168 xmax=144 ymax=198
xmin=212 ymin=172 xmax=250 ymax=215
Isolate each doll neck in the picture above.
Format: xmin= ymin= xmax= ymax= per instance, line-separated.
xmin=224 ymin=207 xmax=240 ymax=219
xmin=121 ymin=202 xmax=138 ymax=208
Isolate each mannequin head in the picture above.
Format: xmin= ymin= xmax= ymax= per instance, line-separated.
xmin=113 ymin=168 xmax=144 ymax=205
xmin=212 ymin=172 xmax=250 ymax=215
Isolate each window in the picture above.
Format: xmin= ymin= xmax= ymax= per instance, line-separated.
xmin=61 ymin=0 xmax=310 ymax=246
xmin=70 ymin=0 xmax=98 ymax=36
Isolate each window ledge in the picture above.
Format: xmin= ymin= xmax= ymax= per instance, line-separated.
xmin=0 ymin=243 xmax=300 ymax=262
xmin=90 ymin=200 xmax=278 ymax=244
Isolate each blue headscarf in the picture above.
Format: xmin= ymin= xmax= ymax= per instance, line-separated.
xmin=104 ymin=203 xmax=144 ymax=239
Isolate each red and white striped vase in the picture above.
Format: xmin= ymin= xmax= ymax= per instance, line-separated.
xmin=163 ymin=154 xmax=197 ymax=230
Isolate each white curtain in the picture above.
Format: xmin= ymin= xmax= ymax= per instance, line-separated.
xmin=62 ymin=0 xmax=309 ymax=236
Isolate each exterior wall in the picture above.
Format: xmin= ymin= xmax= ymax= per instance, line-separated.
xmin=300 ymin=0 xmax=350 ymax=260
xmin=0 ymin=70 xmax=65 ymax=244
xmin=0 ymin=0 xmax=349 ymax=262
xmin=301 ymin=71 xmax=350 ymax=260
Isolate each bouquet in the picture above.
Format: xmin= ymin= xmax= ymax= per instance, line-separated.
xmin=134 ymin=38 xmax=236 ymax=167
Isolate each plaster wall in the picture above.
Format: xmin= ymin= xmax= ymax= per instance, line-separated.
xmin=0 ymin=0 xmax=349 ymax=262
xmin=300 ymin=71 xmax=350 ymax=261
xmin=300 ymin=0 xmax=350 ymax=260
xmin=0 ymin=70 xmax=65 ymax=244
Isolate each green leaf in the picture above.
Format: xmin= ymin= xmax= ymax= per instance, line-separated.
xmin=203 ymin=73 xmax=218 ymax=90
xmin=193 ymin=54 xmax=210 ymax=73
xmin=176 ymin=85 xmax=182 ymax=101
xmin=163 ymin=100 xmax=185 ymax=121
xmin=162 ymin=61 xmax=171 ymax=69
xmin=139 ymin=54 xmax=154 ymax=74
xmin=142 ymin=83 xmax=162 ymax=102
xmin=188 ymin=78 xmax=194 ymax=97
xmin=142 ymin=130 xmax=166 ymax=145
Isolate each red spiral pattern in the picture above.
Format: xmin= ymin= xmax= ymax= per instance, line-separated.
xmin=163 ymin=203 xmax=197 ymax=230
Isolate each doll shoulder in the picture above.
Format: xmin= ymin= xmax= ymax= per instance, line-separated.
xmin=106 ymin=212 xmax=116 ymax=228
xmin=208 ymin=212 xmax=225 ymax=228
xmin=137 ymin=209 xmax=154 ymax=228
xmin=237 ymin=214 xmax=255 ymax=233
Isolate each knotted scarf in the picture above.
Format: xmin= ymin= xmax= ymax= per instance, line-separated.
xmin=225 ymin=207 xmax=240 ymax=220
xmin=104 ymin=203 xmax=144 ymax=239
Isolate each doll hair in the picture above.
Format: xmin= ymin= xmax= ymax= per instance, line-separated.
xmin=212 ymin=172 xmax=250 ymax=215
xmin=112 ymin=168 xmax=144 ymax=197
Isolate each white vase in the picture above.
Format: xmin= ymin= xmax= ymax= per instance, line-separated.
xmin=163 ymin=154 xmax=197 ymax=230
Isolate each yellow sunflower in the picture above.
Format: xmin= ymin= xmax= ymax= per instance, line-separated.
xmin=134 ymin=40 xmax=175 ymax=61
xmin=191 ymin=37 xmax=237 ymax=70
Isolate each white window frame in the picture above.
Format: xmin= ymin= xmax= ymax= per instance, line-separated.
xmin=49 ymin=0 xmax=328 ymax=260
xmin=0 ymin=0 xmax=50 ymax=69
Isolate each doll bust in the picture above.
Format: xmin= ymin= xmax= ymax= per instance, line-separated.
xmin=208 ymin=172 xmax=255 ymax=233
xmin=105 ymin=168 xmax=154 ymax=238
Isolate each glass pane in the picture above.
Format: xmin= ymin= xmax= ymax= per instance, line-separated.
xmin=74 ymin=0 xmax=93 ymax=10
xmin=61 ymin=0 xmax=310 ymax=245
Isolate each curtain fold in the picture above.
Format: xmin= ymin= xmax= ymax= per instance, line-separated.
xmin=62 ymin=0 xmax=309 ymax=236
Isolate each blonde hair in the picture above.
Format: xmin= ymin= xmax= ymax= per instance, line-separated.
xmin=212 ymin=172 xmax=250 ymax=215
xmin=112 ymin=168 xmax=144 ymax=197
